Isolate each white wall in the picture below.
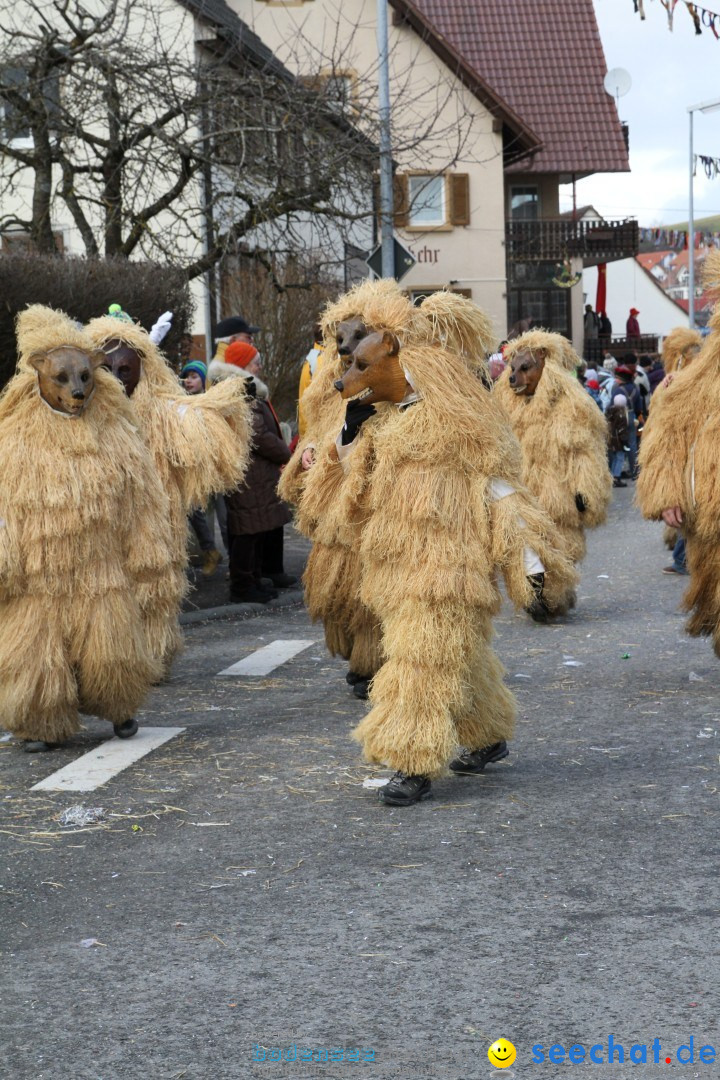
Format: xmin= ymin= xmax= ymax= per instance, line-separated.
xmin=583 ymin=259 xmax=689 ymax=342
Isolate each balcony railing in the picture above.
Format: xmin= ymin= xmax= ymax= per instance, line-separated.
xmin=506 ymin=218 xmax=639 ymax=265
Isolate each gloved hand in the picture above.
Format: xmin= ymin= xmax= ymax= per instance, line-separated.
xmin=575 ymin=493 xmax=587 ymax=513
xmin=340 ymin=399 xmax=376 ymax=446
xmin=149 ymin=311 xmax=173 ymax=345
xmin=244 ymin=377 xmax=257 ymax=399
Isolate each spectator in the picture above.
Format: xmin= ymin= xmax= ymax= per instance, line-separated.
xmin=224 ymin=371 xmax=292 ymax=604
xmin=585 ymin=378 xmax=603 ymax=409
xmin=212 ymin=315 xmax=261 ymax=366
xmin=607 ymin=393 xmax=630 ymax=488
xmin=640 ymin=354 xmax=664 ymax=394
xmin=584 ymin=303 xmax=599 ymax=342
xmin=626 ymin=307 xmax=641 ymax=340
xmin=180 ymin=361 xmax=222 ymax=577
xmin=298 ymin=324 xmax=324 ymax=440
xmin=612 ymin=366 xmax=641 ymax=477
xmin=598 ymin=310 xmax=612 ymax=341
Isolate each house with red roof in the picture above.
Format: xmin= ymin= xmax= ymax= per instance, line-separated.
xmin=236 ymin=0 xmax=635 ymax=343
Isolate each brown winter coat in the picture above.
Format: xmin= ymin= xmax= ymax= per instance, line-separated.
xmin=226 ymin=397 xmax=291 ymax=535
xmin=607 ymin=404 xmax=629 ymax=453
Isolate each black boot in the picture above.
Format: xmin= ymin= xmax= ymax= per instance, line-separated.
xmin=346 ymin=670 xmax=363 ymax=685
xmin=525 ymin=572 xmax=551 ymax=623
xmin=449 ymin=740 xmax=509 ymax=774
xmin=352 ymin=678 xmax=370 ymax=700
xmin=113 ymin=718 xmax=138 ymax=739
xmin=22 ymin=740 xmax=60 ymax=753
xmin=379 ymin=771 xmax=432 ymax=806
xmin=613 ymin=478 xmax=628 ymax=488
xmin=269 ymin=572 xmax=298 ymax=589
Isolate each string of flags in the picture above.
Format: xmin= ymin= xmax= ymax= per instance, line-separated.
xmin=695 ymin=153 xmax=720 ymax=178
xmin=632 ymin=0 xmax=720 ymax=37
xmin=639 ymin=226 xmax=720 ymax=248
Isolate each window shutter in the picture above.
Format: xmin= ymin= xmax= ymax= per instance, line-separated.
xmin=450 ymin=173 xmax=470 ymax=226
xmin=393 ymin=173 xmax=409 ymax=228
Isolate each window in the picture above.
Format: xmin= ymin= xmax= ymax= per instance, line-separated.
xmin=510 ymin=186 xmax=539 ymax=221
xmin=0 ymin=66 xmax=30 ymax=141
xmin=408 ymin=174 xmax=446 ymax=227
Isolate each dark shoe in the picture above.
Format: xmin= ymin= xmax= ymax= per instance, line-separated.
xmin=113 ymin=718 xmax=138 ymax=739
xmin=22 ymin=739 xmax=60 ymax=753
xmin=352 ymin=678 xmax=370 ymax=700
xmin=662 ymin=565 xmax=688 ymax=576
xmin=346 ymin=670 xmax=363 ymax=685
xmin=230 ymin=587 xmax=274 ymax=604
xmin=256 ymin=584 xmax=279 ymax=599
xmin=269 ymin=573 xmax=298 ymax=589
xmin=449 ymin=740 xmax=509 ymax=774
xmin=613 ymin=478 xmax=628 ymax=488
xmin=379 ymin=771 xmax=432 ymax=806
xmin=525 ymin=572 xmax=551 ymax=623
xmin=621 ymin=470 xmax=631 ymax=479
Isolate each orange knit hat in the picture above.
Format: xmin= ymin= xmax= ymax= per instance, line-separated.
xmin=225 ymin=341 xmax=258 ymax=368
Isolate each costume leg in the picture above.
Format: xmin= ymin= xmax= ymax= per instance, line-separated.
xmin=68 ymin=593 xmax=160 ymax=724
xmin=453 ymin=620 xmax=516 ymax=750
xmin=353 ymin=599 xmax=477 ymax=778
xmin=347 ymin=603 xmax=384 ymax=679
xmin=0 ymin=598 xmax=80 ymax=743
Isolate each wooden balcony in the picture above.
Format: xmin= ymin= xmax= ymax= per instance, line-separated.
xmin=506 ymin=218 xmax=639 ymax=266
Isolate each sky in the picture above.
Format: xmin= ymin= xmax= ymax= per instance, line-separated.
xmin=558 ymin=0 xmax=720 ymax=225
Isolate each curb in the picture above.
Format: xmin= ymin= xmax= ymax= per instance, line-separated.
xmin=179 ymin=587 xmax=305 ymax=626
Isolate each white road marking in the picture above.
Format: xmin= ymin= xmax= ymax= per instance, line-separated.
xmin=217 ymin=638 xmax=317 ymax=677
xmin=31 ymin=726 xmax=185 ymax=793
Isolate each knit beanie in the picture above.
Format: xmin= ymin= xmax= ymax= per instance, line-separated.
xmin=181 ymin=360 xmax=207 ymax=387
xmin=613 ymin=393 xmax=627 ymax=407
xmin=225 ymin=341 xmax=258 ymax=369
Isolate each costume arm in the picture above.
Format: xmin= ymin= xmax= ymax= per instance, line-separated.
xmin=636 ymin=384 xmax=694 ymax=519
xmin=121 ymin=431 xmax=174 ymax=592
xmin=167 ymin=379 xmax=251 ymax=510
xmin=0 ymin=506 xmax=23 ymax=596
xmin=488 ymin=480 xmax=578 ymax=611
xmin=556 ymin=394 xmax=612 ymax=526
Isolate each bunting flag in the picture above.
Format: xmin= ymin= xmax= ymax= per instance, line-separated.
xmin=696 ymin=153 xmax=720 ymax=178
xmin=632 ymin=0 xmax=720 ymax=37
xmin=639 ymin=226 xmax=720 ymax=249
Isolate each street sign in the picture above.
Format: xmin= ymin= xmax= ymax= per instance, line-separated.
xmin=366 ymin=238 xmax=416 ymax=282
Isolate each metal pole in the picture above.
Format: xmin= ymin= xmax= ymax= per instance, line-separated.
xmin=377 ymin=0 xmax=395 ymax=278
xmin=689 ymin=108 xmax=695 ymax=328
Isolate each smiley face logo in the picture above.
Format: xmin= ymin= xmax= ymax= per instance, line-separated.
xmin=488 ymin=1038 xmax=516 ymax=1068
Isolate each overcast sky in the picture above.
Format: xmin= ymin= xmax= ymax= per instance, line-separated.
xmin=558 ymin=0 xmax=720 ymax=225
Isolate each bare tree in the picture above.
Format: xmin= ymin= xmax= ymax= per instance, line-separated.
xmin=0 ymin=0 xmax=481 ymax=287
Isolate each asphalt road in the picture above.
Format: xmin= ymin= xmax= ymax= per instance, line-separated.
xmin=3 ymin=488 xmax=719 ymax=1080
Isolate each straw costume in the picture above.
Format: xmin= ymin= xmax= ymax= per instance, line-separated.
xmin=282 ymin=281 xmax=578 ymax=804
xmin=496 ymin=330 xmax=612 ymax=566
xmin=656 ymin=328 xmax=703 ymax=550
xmin=0 ymin=306 xmax=173 ymax=750
xmin=637 ymin=252 xmax=720 ymax=654
xmin=86 ymin=315 xmax=251 ymax=667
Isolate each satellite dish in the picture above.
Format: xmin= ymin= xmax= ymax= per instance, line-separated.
xmin=604 ymin=68 xmax=632 ymax=101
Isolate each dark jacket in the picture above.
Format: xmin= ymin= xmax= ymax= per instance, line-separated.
xmin=225 ymin=389 xmax=291 ymax=536
xmin=607 ymin=405 xmax=629 ymax=453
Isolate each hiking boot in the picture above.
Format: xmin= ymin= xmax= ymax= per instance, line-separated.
xmin=22 ymin=740 xmax=60 ymax=753
xmin=352 ymin=678 xmax=370 ymax=700
xmin=113 ymin=718 xmax=139 ymax=739
xmin=449 ymin=740 xmax=509 ymax=774
xmin=379 ymin=771 xmax=432 ymax=806
xmin=269 ymin=573 xmax=298 ymax=589
xmin=201 ymin=548 xmax=222 ymax=576
xmin=230 ymin=587 xmax=274 ymax=604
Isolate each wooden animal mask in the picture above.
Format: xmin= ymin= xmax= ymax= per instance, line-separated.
xmin=335 ymin=318 xmax=368 ymax=359
xmin=334 ymin=330 xmax=409 ymax=405
xmin=29 ymin=346 xmax=102 ymax=416
xmin=508 ymin=347 xmax=546 ymax=397
xmin=101 ymin=338 xmax=142 ymax=397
